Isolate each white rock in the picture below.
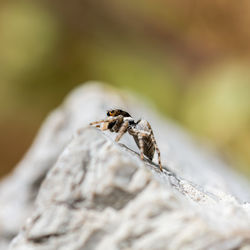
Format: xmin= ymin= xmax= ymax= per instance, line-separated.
xmin=9 ymin=128 xmax=250 ymax=250
xmin=0 ymin=82 xmax=249 ymax=249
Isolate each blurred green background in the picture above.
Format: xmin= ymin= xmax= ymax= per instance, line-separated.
xmin=0 ymin=0 xmax=250 ymax=178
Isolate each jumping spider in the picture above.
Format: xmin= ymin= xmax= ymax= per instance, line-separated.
xmin=89 ymin=109 xmax=162 ymax=171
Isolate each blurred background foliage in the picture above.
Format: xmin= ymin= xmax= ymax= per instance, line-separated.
xmin=0 ymin=0 xmax=250 ymax=177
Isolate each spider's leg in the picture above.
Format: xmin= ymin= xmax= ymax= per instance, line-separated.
xmin=111 ymin=115 xmax=124 ymax=132
xmin=90 ymin=120 xmax=109 ymax=131
xmin=90 ymin=116 xmax=123 ymax=126
xmin=115 ymin=120 xmax=129 ymax=142
xmin=151 ymin=135 xmax=162 ymax=171
xmin=128 ymin=127 xmax=148 ymax=161
xmin=138 ymin=133 xmax=145 ymax=161
xmin=146 ymin=122 xmax=163 ymax=171
xmin=89 ymin=119 xmax=108 ymax=126
xmin=128 ymin=128 xmax=150 ymax=137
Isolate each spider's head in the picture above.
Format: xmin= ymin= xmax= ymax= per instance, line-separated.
xmin=107 ymin=109 xmax=131 ymax=118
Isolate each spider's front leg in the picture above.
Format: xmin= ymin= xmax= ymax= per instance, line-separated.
xmin=89 ymin=119 xmax=110 ymax=131
xmin=115 ymin=120 xmax=129 ymax=142
xmin=89 ymin=119 xmax=108 ymax=126
xmin=89 ymin=115 xmax=123 ymax=131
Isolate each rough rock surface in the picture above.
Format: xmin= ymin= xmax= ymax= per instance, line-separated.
xmin=0 ymin=82 xmax=249 ymax=249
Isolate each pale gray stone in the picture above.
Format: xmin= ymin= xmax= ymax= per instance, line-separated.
xmin=9 ymin=128 xmax=250 ymax=250
xmin=0 ymin=82 xmax=249 ymax=250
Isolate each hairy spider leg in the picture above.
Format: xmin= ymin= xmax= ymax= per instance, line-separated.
xmin=115 ymin=120 xmax=129 ymax=142
xmin=89 ymin=115 xmax=125 ymax=125
xmin=128 ymin=127 xmax=151 ymax=160
xmin=110 ymin=115 xmax=124 ymax=132
xmin=89 ymin=115 xmax=123 ymax=130
xmin=89 ymin=119 xmax=109 ymax=125
xmin=146 ymin=122 xmax=162 ymax=171
xmin=138 ymin=133 xmax=144 ymax=161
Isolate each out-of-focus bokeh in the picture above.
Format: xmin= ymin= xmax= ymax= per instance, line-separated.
xmin=0 ymin=0 xmax=250 ymax=178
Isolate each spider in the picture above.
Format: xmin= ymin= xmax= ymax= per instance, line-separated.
xmin=89 ymin=109 xmax=162 ymax=171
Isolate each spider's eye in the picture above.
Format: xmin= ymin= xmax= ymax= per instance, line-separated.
xmin=107 ymin=111 xmax=114 ymax=116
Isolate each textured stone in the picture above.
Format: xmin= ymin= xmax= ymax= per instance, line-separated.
xmin=9 ymin=128 xmax=250 ymax=250
xmin=0 ymin=82 xmax=249 ymax=249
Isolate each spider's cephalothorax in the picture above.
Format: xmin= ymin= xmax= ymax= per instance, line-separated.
xmin=90 ymin=109 xmax=162 ymax=171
